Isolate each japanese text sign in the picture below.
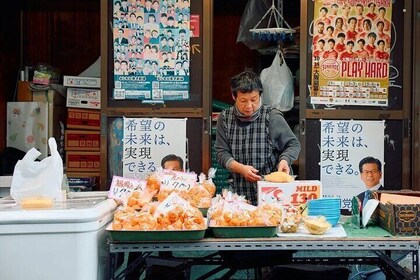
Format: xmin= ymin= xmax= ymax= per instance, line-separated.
xmin=123 ymin=118 xmax=187 ymax=179
xmin=108 ymin=175 xmax=147 ymax=203
xmin=320 ymin=120 xmax=384 ymax=211
xmin=257 ymin=180 xmax=322 ymax=206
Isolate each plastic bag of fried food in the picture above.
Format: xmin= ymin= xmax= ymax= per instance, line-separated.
xmin=146 ymin=172 xmax=162 ymax=193
xmin=126 ymin=189 xmax=156 ymax=210
xmin=280 ymin=204 xmax=302 ymax=233
xmin=302 ymin=216 xmax=332 ymax=235
xmin=201 ymin=168 xmax=217 ymax=196
xmin=111 ymin=192 xmax=206 ymax=231
xmin=207 ymin=190 xmax=282 ymax=227
xmin=157 ymin=170 xmax=214 ymax=208
xmin=264 ymin=171 xmax=294 ymax=183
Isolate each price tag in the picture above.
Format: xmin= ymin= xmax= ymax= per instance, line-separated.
xmin=257 ymin=180 xmax=322 ymax=206
xmin=155 ymin=192 xmax=190 ymax=215
xmin=108 ymin=175 xmax=147 ymax=204
xmin=160 ymin=172 xmax=196 ymax=191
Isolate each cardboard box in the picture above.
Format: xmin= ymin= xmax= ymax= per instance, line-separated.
xmin=32 ymin=89 xmax=66 ymax=105
xmin=65 ymin=130 xmax=100 ymax=151
xmin=66 ymin=88 xmax=101 ymax=109
xmin=63 ymin=76 xmax=100 ymax=88
xmin=66 ymin=171 xmax=100 ymax=191
xmin=67 ymin=108 xmax=100 ymax=130
xmin=66 ymin=151 xmax=101 ymax=172
xmin=17 ymin=81 xmax=32 ymax=101
xmin=376 ymin=191 xmax=420 ymax=236
xmin=257 ymin=180 xmax=322 ymax=206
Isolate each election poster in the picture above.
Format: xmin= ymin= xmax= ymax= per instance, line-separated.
xmin=320 ymin=120 xmax=385 ymax=211
xmin=113 ymin=0 xmax=191 ymax=102
xmin=122 ymin=118 xmax=187 ymax=178
xmin=311 ymin=0 xmax=392 ymax=106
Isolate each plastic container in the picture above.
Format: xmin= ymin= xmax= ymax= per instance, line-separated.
xmin=0 ymin=192 xmax=117 ymax=280
xmin=210 ymin=226 xmax=278 ymax=238
xmin=107 ymin=225 xmax=206 ymax=242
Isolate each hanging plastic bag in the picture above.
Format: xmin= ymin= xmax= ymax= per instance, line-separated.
xmin=10 ymin=137 xmax=64 ymax=202
xmin=236 ymin=0 xmax=271 ymax=50
xmin=260 ymin=50 xmax=294 ymax=112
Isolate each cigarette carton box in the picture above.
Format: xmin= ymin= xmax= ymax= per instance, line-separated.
xmin=65 ymin=130 xmax=100 ymax=151
xmin=375 ymin=191 xmax=420 ymax=236
xmin=67 ymin=108 xmax=100 ymax=130
xmin=63 ymin=76 xmax=100 ymax=88
xmin=257 ymin=180 xmax=322 ymax=206
xmin=66 ymin=88 xmax=101 ymax=109
xmin=66 ymin=151 xmax=101 ymax=172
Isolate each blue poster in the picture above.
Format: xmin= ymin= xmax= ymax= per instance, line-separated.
xmin=113 ymin=0 xmax=191 ymax=101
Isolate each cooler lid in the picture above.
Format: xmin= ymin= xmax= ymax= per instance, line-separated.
xmin=0 ymin=192 xmax=117 ymax=224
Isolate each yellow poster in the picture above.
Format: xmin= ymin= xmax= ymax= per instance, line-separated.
xmin=311 ymin=0 xmax=392 ymax=106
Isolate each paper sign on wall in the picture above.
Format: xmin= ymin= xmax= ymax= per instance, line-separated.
xmin=122 ymin=118 xmax=187 ymax=179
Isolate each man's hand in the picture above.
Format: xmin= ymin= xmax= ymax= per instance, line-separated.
xmin=278 ymin=159 xmax=290 ymax=174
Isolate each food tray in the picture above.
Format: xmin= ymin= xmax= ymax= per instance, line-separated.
xmin=107 ymin=224 xmax=206 ymax=242
xmin=210 ymin=225 xmax=278 ymax=238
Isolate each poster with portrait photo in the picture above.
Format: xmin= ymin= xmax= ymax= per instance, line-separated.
xmin=310 ymin=0 xmax=392 ymax=107
xmin=112 ymin=0 xmax=191 ymax=102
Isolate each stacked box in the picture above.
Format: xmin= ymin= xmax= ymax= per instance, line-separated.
xmin=67 ymin=108 xmax=101 ymax=130
xmin=66 ymin=151 xmax=101 ymax=172
xmin=65 ymin=130 xmax=100 ymax=151
xmin=63 ymin=76 xmax=101 ymax=190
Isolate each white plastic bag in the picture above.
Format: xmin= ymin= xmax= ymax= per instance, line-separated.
xmin=10 ymin=137 xmax=64 ymax=202
xmin=260 ymin=50 xmax=294 ymax=112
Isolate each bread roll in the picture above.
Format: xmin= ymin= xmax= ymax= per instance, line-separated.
xmin=20 ymin=197 xmax=54 ymax=209
xmin=264 ymin=171 xmax=294 ymax=183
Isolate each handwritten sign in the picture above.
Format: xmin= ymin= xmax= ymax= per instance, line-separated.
xmin=108 ymin=175 xmax=147 ymax=204
xmin=257 ymin=181 xmax=322 ymax=206
xmin=160 ymin=171 xmax=197 ymax=191
xmin=154 ymin=192 xmax=190 ymax=216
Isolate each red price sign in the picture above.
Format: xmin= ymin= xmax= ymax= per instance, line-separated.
xmin=290 ymin=185 xmax=320 ymax=205
xmin=257 ymin=181 xmax=322 ymax=206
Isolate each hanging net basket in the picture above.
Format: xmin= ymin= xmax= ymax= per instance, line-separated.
xmin=249 ymin=0 xmax=295 ymax=42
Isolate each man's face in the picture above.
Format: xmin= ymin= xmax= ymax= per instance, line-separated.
xmin=360 ymin=163 xmax=382 ymax=188
xmin=163 ymin=160 xmax=182 ymax=171
xmin=234 ymin=91 xmax=260 ymax=116
xmin=379 ymin=9 xmax=386 ymax=17
xmin=349 ymin=19 xmax=356 ymax=29
xmin=317 ymin=24 xmax=324 ymax=34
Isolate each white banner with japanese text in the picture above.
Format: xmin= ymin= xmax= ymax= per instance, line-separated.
xmin=320 ymin=120 xmax=384 ymax=211
xmin=123 ymin=117 xmax=187 ymax=178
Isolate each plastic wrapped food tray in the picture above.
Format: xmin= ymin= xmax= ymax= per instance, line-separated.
xmin=210 ymin=225 xmax=278 ymax=238
xmin=106 ymin=224 xmax=206 ymax=241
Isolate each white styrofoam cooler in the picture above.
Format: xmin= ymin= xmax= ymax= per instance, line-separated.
xmin=0 ymin=192 xmax=117 ymax=280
